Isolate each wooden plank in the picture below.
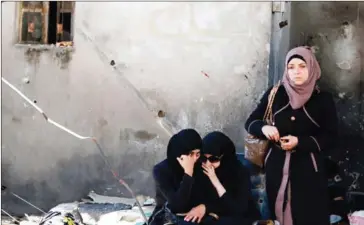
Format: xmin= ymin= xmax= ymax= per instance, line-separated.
xmin=17 ymin=2 xmax=22 ymax=43
xmin=42 ymin=2 xmax=49 ymax=44
xmin=18 ymin=1 xmax=47 ymax=44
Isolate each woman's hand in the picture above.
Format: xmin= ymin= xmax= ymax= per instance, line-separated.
xmin=262 ymin=125 xmax=280 ymax=142
xmin=184 ymin=204 xmax=206 ymax=223
xmin=177 ymin=155 xmax=197 ymax=176
xmin=202 ymin=163 xmax=226 ymax=197
xmin=202 ymin=163 xmax=218 ymax=182
xmin=280 ymin=135 xmax=298 ymax=151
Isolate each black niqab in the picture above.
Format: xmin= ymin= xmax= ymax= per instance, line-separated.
xmin=200 ymin=131 xmax=243 ymax=194
xmin=201 ymin=131 xmax=238 ymax=170
xmin=166 ymin=129 xmax=202 ymax=177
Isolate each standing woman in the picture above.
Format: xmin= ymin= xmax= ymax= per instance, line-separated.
xmin=245 ymin=46 xmax=338 ymax=225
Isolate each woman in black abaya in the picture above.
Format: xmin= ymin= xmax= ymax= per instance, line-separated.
xmin=183 ymin=131 xmax=260 ymax=225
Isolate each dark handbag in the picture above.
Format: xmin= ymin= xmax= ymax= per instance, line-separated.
xmin=148 ymin=204 xmax=219 ymax=225
xmin=244 ymin=82 xmax=280 ymax=168
xmin=148 ymin=203 xmax=178 ymax=225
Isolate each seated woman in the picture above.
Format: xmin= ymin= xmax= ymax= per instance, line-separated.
xmin=184 ymin=131 xmax=260 ymax=225
xmin=148 ymin=129 xmax=203 ymax=225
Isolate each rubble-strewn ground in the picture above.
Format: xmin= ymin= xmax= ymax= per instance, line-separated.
xmin=1 ymin=191 xmax=156 ymax=225
xmin=2 ymin=190 xmax=363 ymax=225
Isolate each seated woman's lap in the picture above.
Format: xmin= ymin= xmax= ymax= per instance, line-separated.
xmin=176 ymin=216 xmax=255 ymax=225
xmin=176 ymin=217 xmax=199 ymax=225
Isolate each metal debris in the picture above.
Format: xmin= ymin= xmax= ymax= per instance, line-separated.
xmin=1 ymin=185 xmax=46 ymax=213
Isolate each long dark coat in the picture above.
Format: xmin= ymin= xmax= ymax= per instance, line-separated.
xmin=245 ymin=85 xmax=338 ymax=225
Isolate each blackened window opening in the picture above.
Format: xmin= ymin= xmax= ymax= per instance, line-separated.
xmin=47 ymin=1 xmax=57 ymax=44
xmin=47 ymin=1 xmax=72 ymax=44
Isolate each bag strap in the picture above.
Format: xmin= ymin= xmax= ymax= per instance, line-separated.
xmin=263 ymin=80 xmax=281 ymax=124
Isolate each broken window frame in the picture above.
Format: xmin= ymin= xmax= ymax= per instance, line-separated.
xmin=17 ymin=2 xmax=47 ymax=44
xmin=55 ymin=1 xmax=75 ymax=47
xmin=17 ymin=1 xmax=75 ymax=46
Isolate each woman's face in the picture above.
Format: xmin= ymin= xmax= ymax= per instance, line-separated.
xmin=189 ymin=149 xmax=201 ymax=159
xmin=287 ymin=58 xmax=309 ymax=85
xmin=202 ymin=154 xmax=221 ymax=169
xmin=179 ymin=149 xmax=200 ymax=164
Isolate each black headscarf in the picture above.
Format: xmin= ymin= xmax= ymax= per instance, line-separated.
xmin=193 ymin=131 xmax=241 ymax=206
xmin=202 ymin=131 xmax=237 ymax=165
xmin=196 ymin=132 xmax=259 ymax=219
xmin=201 ymin=131 xmax=241 ymax=185
xmin=287 ymin=54 xmax=306 ymax=64
xmin=166 ymin=129 xmax=202 ymax=177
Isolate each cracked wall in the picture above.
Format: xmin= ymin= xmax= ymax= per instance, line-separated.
xmin=1 ymin=2 xmax=272 ymax=214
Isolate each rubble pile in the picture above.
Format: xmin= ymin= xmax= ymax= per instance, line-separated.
xmin=1 ymin=191 xmax=155 ymax=225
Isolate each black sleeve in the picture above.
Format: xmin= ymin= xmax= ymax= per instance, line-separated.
xmin=205 ymin=165 xmax=252 ymax=216
xmin=244 ymin=86 xmax=274 ymax=138
xmin=204 ymin=199 xmax=224 ymax=215
xmin=296 ymin=93 xmax=339 ymax=153
xmin=153 ymin=166 xmax=194 ymax=213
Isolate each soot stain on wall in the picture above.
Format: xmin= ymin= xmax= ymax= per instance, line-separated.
xmin=289 ymin=2 xmax=364 ymax=195
xmin=24 ymin=47 xmax=74 ymax=70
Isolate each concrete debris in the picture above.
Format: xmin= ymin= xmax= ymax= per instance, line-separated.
xmin=87 ymin=191 xmax=136 ymax=205
xmin=49 ymin=202 xmax=80 ymax=213
xmin=1 ymin=191 xmax=156 ymax=225
xmin=24 ymin=214 xmax=42 ymax=224
xmin=37 ymin=211 xmax=79 ymax=225
xmin=2 ymin=215 xmax=21 ymax=225
xmin=96 ymin=207 xmax=153 ymax=225
xmin=56 ymin=41 xmax=73 ymax=47
xmin=142 ymin=198 xmax=155 ymax=206
xmin=78 ymin=202 xmax=132 ymax=223
xmin=86 ymin=191 xmax=155 ymax=206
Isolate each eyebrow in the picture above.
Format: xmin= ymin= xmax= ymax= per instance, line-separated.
xmin=288 ymin=63 xmax=306 ymax=66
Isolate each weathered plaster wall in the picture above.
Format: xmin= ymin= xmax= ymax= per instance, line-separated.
xmin=289 ymin=2 xmax=364 ymax=193
xmin=75 ymin=2 xmax=273 ymax=145
xmin=1 ymin=2 xmax=272 ymax=214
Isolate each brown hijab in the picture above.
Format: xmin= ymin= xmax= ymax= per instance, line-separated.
xmin=282 ymin=46 xmax=321 ymax=109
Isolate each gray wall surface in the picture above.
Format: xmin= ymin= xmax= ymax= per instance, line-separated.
xmin=1 ymin=2 xmax=272 ymax=214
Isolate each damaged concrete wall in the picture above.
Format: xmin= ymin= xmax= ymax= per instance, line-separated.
xmin=1 ymin=2 xmax=272 ymax=214
xmin=289 ymin=2 xmax=364 ymax=193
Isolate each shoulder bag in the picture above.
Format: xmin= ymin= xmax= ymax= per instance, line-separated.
xmin=244 ymin=81 xmax=281 ymax=168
